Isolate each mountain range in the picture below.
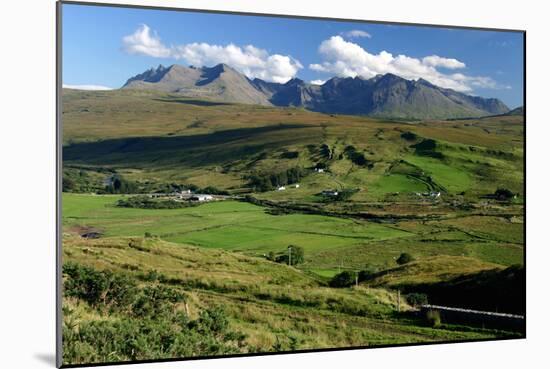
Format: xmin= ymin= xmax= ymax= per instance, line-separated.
xmin=122 ymin=63 xmax=510 ymax=119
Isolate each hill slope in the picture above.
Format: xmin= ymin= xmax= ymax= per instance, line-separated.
xmin=364 ymin=256 xmax=524 ymax=314
xmin=61 ymin=234 xmax=513 ymax=364
xmin=62 ymin=89 xmax=524 ymax=201
xmin=506 ymin=106 xmax=524 ymax=116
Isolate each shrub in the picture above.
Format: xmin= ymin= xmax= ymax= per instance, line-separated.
xmin=335 ymin=188 xmax=359 ymax=201
xmin=200 ymin=186 xmax=229 ymax=195
xmin=411 ymin=139 xmax=443 ymax=158
xmin=412 ymin=138 xmax=436 ymax=151
xmin=320 ymin=144 xmax=332 ymax=159
xmin=494 ymin=188 xmax=515 ymax=201
xmin=248 ymin=167 xmax=307 ymax=192
xmin=314 ymin=162 xmax=328 ymax=169
xmin=105 ymin=175 xmax=138 ymax=194
xmin=62 ymin=176 xmax=77 ymax=192
xmin=329 ymin=271 xmax=356 ymax=288
xmin=320 ymin=188 xmax=359 ymax=202
xmin=280 ymin=151 xmax=299 ymax=159
xmin=400 ymin=131 xmax=418 ymax=141
xmin=407 ymin=293 xmax=428 ymax=307
xmin=193 ymin=307 xmax=229 ymax=335
xmin=63 ymin=307 xmax=246 ymax=363
xmin=63 ymin=263 xmax=136 ymax=308
xmin=396 ymin=253 xmax=414 ymax=265
xmin=274 ymin=246 xmax=304 ymax=266
xmin=131 ymin=285 xmax=186 ymax=318
xmin=358 ymin=264 xmax=379 ymax=282
xmin=62 ymin=263 xmax=251 ymax=363
xmin=289 ymin=245 xmax=304 ymax=265
xmin=425 ymin=309 xmax=441 ymax=328
xmin=344 ymin=145 xmax=373 ymax=168
xmin=62 ymin=168 xmax=106 ymax=193
xmin=117 ymin=196 xmax=196 ymax=209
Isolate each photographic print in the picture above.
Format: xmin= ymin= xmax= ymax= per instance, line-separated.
xmin=58 ymin=1 xmax=525 ymax=366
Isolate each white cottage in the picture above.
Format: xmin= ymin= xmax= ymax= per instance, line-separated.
xmin=191 ymin=194 xmax=214 ymax=202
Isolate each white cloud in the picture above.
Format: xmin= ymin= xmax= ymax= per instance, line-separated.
xmin=310 ymin=79 xmax=327 ymax=85
xmin=122 ymin=24 xmax=171 ymax=58
xmin=342 ymin=30 xmax=372 ymax=38
xmin=309 ymin=35 xmax=501 ymax=92
xmin=422 ymin=55 xmax=465 ymax=69
xmin=63 ymin=84 xmax=113 ymax=91
xmin=122 ymin=24 xmax=302 ymax=83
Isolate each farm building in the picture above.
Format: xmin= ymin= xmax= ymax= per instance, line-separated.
xmin=190 ymin=194 xmax=214 ymax=202
xmin=175 ymin=189 xmax=192 ymax=198
xmin=415 ymin=191 xmax=441 ymax=199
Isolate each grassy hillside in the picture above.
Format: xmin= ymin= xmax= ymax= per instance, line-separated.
xmin=363 ymin=256 xmax=525 ymax=314
xmin=62 ymin=235 xmax=517 ymax=365
xmin=364 ymin=255 xmax=502 ymax=287
xmin=62 ymin=89 xmax=524 ymax=201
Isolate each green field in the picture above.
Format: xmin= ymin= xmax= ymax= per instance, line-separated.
xmin=63 ymin=194 xmax=413 ymax=266
xmin=61 ymin=89 xmax=525 ymax=365
xmin=63 ymin=193 xmax=522 ymax=273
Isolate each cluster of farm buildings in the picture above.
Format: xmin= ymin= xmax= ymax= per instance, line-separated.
xmin=149 ymin=190 xmax=217 ymax=202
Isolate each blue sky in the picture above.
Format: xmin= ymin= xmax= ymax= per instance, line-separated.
xmin=62 ymin=3 xmax=524 ymax=108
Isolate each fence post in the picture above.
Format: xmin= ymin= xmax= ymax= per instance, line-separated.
xmin=397 ymin=290 xmax=401 ymax=312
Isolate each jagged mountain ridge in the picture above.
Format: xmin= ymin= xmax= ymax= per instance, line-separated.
xmin=122 ymin=63 xmax=509 ymax=119
xmin=122 ymin=64 xmax=271 ymax=106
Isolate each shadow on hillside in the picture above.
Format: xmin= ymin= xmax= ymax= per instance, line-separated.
xmin=63 ymin=124 xmax=316 ymax=168
xmin=153 ymin=98 xmax=233 ymax=107
xmin=382 ymin=265 xmax=525 ymax=315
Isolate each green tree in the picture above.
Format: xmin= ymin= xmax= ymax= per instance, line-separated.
xmin=106 ymin=175 xmax=138 ymax=194
xmin=407 ymin=293 xmax=428 ymax=307
xmin=62 ymin=176 xmax=76 ymax=192
xmin=329 ymin=271 xmax=356 ymax=288
xmin=358 ymin=264 xmax=379 ymax=282
xmin=494 ymin=188 xmax=515 ymax=200
xmin=289 ymin=245 xmax=304 ymax=265
xmin=274 ymin=245 xmax=304 ymax=266
xmin=396 ymin=252 xmax=414 ymax=265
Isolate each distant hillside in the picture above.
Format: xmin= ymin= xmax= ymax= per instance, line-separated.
xmin=122 ymin=64 xmax=510 ymax=120
xmin=506 ymin=106 xmax=524 ymax=116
